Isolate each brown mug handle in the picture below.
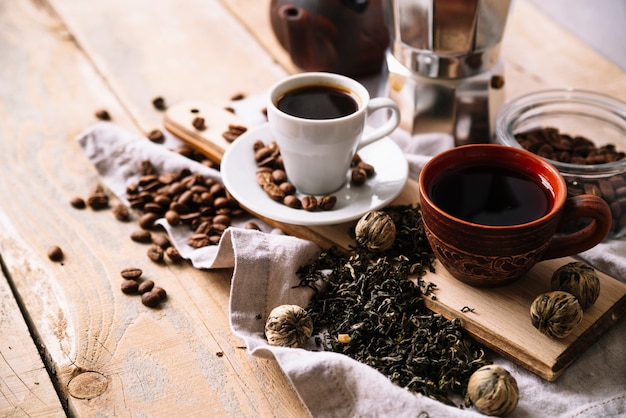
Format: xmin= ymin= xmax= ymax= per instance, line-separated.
xmin=542 ymin=194 xmax=612 ymax=260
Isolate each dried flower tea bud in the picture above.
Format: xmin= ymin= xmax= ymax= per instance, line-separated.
xmin=466 ymin=365 xmax=519 ymax=417
xmin=265 ymin=304 xmax=313 ymax=348
xmin=355 ymin=210 xmax=396 ymax=252
xmin=550 ymin=262 xmax=600 ymax=309
xmin=530 ymin=291 xmax=583 ymax=339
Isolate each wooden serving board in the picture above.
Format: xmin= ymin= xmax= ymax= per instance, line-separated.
xmin=164 ymin=100 xmax=626 ymax=382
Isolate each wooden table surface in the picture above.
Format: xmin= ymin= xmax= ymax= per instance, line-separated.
xmin=1 ymin=1 xmax=624 ymax=417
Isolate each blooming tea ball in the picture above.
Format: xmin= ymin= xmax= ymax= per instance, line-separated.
xmin=354 ymin=210 xmax=396 ymax=252
xmin=467 ymin=364 xmax=519 ymax=416
xmin=265 ymin=304 xmax=313 ymax=348
xmin=550 ymin=262 xmax=600 ymax=309
xmin=530 ymin=291 xmax=583 ymax=339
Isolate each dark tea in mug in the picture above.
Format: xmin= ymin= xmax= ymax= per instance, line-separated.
xmin=428 ymin=164 xmax=552 ymax=226
xmin=276 ymin=85 xmax=359 ymax=120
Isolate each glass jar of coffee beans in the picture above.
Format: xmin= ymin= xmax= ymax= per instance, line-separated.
xmin=496 ymin=89 xmax=626 ymax=238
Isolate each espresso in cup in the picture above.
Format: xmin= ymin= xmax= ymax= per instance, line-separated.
xmin=267 ymin=72 xmax=401 ymax=196
xmin=419 ymin=144 xmax=612 ymax=287
xmin=276 ymin=85 xmax=359 ymax=120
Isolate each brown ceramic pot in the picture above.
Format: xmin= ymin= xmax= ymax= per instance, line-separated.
xmin=418 ymin=144 xmax=612 ymax=287
xmin=269 ymin=0 xmax=389 ymax=77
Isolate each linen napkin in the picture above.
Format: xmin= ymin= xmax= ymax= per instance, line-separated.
xmin=77 ymin=121 xmax=625 ymax=418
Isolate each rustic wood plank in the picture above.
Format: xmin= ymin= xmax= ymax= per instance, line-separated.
xmin=1 ymin=0 xmax=309 ymax=416
xmin=0 ymin=255 xmax=65 ymax=417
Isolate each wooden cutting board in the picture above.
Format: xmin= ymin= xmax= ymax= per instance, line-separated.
xmin=164 ymin=100 xmax=626 ymax=382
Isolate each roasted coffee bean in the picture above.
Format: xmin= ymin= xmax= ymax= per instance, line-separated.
xmin=152 ymin=96 xmax=167 ymax=110
xmin=165 ymin=246 xmax=183 ymax=263
xmin=283 ymin=195 xmax=302 ymax=209
xmin=138 ymin=280 xmax=155 ymax=294
xmin=230 ymin=92 xmax=245 ymax=101
xmin=272 ymin=169 xmax=287 ymax=184
xmin=263 ymin=183 xmax=285 ymax=201
xmin=319 ymin=195 xmax=337 ymax=211
xmin=279 ymin=182 xmax=296 ymax=195
xmin=165 ymin=210 xmax=180 ymax=226
xmin=112 ymin=203 xmax=130 ymax=221
xmin=256 ymin=170 xmax=273 ymax=186
xmin=254 ymin=147 xmax=273 ymax=163
xmin=121 ymin=279 xmax=139 ymax=294
xmin=147 ymin=245 xmax=164 ymax=263
xmin=87 ymin=193 xmax=109 ymax=210
xmin=301 ymin=196 xmax=318 ymax=211
xmin=222 ymin=124 xmax=247 ymax=142
xmin=351 ymin=167 xmax=368 ymax=186
xmin=212 ymin=214 xmax=231 ymax=226
xmin=356 ymin=161 xmax=376 ymax=177
xmin=47 ymin=245 xmax=64 ymax=262
xmin=192 ymin=116 xmax=206 ymax=130
xmin=152 ymin=234 xmax=171 ymax=249
xmin=139 ymin=161 xmax=156 ymax=175
xmin=94 ymin=109 xmax=111 ymax=120
xmin=253 ymin=140 xmax=265 ymax=152
xmin=152 ymin=286 xmax=167 ymax=300
xmin=70 ymin=196 xmax=86 ymax=209
xmin=351 ymin=153 xmax=362 ymax=167
xmin=245 ymin=222 xmax=261 ymax=230
xmin=120 ymin=267 xmax=143 ymax=280
xmin=147 ymin=129 xmax=165 ymax=143
xmin=139 ymin=212 xmax=160 ymax=229
xmin=141 ymin=291 xmax=162 ymax=308
xmin=188 ymin=233 xmax=210 ymax=248
xmin=131 ymin=229 xmax=152 ymax=243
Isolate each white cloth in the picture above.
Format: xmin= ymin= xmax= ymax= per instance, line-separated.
xmin=77 ymin=121 xmax=625 ymax=418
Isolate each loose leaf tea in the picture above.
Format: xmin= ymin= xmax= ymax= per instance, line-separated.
xmin=296 ymin=205 xmax=488 ymax=406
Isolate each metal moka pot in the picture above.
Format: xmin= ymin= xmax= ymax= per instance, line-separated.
xmin=383 ymin=0 xmax=512 ymax=145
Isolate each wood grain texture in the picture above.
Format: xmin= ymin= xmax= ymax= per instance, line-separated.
xmin=0 ymin=0 xmax=308 ymax=416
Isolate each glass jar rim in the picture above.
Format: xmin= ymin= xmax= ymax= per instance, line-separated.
xmin=496 ymin=88 xmax=626 ymax=176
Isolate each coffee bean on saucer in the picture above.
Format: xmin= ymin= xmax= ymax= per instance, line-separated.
xmin=284 ymin=195 xmax=302 ymax=209
xmin=351 ymin=167 xmax=368 ymax=186
xmin=301 ymin=196 xmax=318 ymax=211
xmin=319 ymin=195 xmax=337 ymax=211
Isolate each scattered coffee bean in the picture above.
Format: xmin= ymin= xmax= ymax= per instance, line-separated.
xmin=121 ymin=279 xmax=139 ymax=294
xmin=222 ymin=124 xmax=248 ymax=143
xmin=138 ymin=212 xmax=159 ymax=230
xmin=351 ymin=167 xmax=368 ymax=186
xmin=112 ymin=203 xmax=130 ymax=221
xmin=152 ymin=96 xmax=167 ymax=110
xmin=192 ymin=116 xmax=206 ymax=130
xmin=47 ymin=245 xmax=64 ymax=262
xmin=230 ymin=92 xmax=245 ymax=101
xmin=131 ymin=229 xmax=152 ymax=243
xmin=319 ymin=195 xmax=337 ymax=211
xmin=301 ymin=196 xmax=318 ymax=211
xmin=147 ymin=244 xmax=164 ymax=263
xmin=138 ymin=280 xmax=155 ymax=294
xmin=224 ymin=106 xmax=235 ymax=114
xmin=283 ymin=195 xmax=302 ymax=209
xmin=70 ymin=196 xmax=86 ymax=209
xmin=94 ymin=109 xmax=111 ymax=120
xmin=152 ymin=234 xmax=171 ymax=249
xmin=147 ymin=129 xmax=165 ymax=143
xmin=120 ymin=267 xmax=143 ymax=280
xmin=165 ymin=246 xmax=183 ymax=263
xmin=152 ymin=286 xmax=167 ymax=300
xmin=87 ymin=185 xmax=109 ymax=210
xmin=141 ymin=291 xmax=162 ymax=308
xmin=245 ymin=222 xmax=261 ymax=230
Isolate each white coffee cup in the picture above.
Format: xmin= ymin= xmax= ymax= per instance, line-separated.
xmin=267 ymin=72 xmax=401 ymax=195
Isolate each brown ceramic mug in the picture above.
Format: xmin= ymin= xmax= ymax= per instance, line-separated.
xmin=418 ymin=144 xmax=612 ymax=287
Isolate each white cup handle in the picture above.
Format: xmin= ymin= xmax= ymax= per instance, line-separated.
xmin=357 ymin=97 xmax=401 ymax=150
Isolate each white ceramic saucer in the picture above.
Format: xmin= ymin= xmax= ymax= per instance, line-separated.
xmin=221 ymin=123 xmax=408 ymax=226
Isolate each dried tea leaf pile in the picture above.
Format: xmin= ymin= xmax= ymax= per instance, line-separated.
xmin=296 ymin=205 xmax=488 ymax=406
